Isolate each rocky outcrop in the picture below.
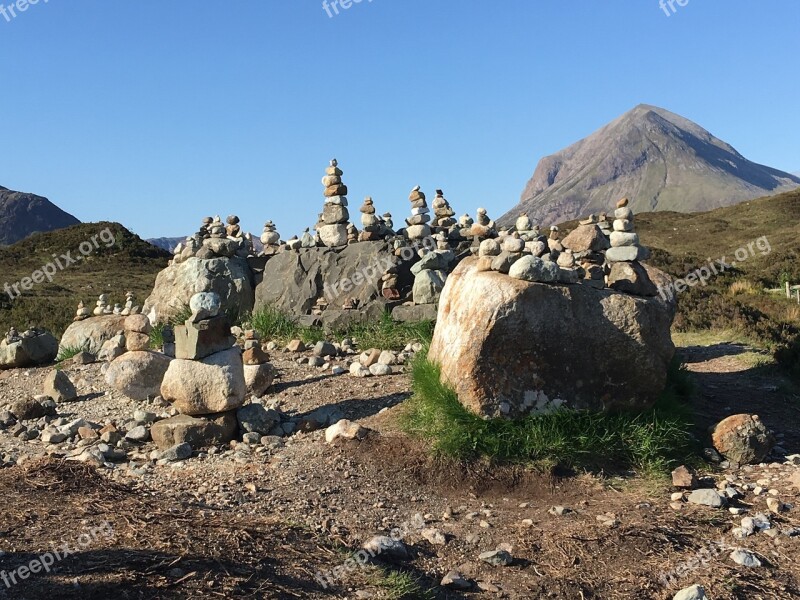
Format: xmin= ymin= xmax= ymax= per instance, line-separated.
xmin=428 ymin=257 xmax=676 ymax=418
xmin=59 ymin=315 xmax=126 ymax=354
xmin=0 ymin=330 xmax=58 ymax=369
xmin=254 ymin=242 xmax=407 ymax=320
xmin=142 ymin=257 xmax=254 ymax=324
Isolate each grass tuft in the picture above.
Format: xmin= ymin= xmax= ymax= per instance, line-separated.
xmin=373 ymin=570 xmax=435 ymax=600
xmin=56 ymin=345 xmax=85 ymax=363
xmin=401 ymin=353 xmax=696 ymax=475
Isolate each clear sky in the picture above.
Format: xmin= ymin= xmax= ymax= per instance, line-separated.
xmin=1 ymin=0 xmax=798 ymax=240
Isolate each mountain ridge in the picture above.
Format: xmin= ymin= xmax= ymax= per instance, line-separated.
xmin=502 ymin=105 xmax=800 ymax=226
xmin=0 ymin=186 xmax=81 ymax=246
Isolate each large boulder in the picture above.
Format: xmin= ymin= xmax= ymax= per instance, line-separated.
xmin=428 ymin=257 xmax=676 ymax=418
xmin=160 ymin=347 xmax=246 ymax=416
xmin=0 ymin=331 xmax=58 ymax=369
xmin=60 ymin=315 xmax=126 ymax=354
xmin=254 ymin=242 xmax=403 ymax=317
xmin=711 ymin=414 xmax=775 ymax=465
xmin=150 ymin=412 xmax=237 ymax=450
xmin=104 ymin=351 xmax=172 ymax=401
xmin=142 ymin=257 xmax=254 ymax=324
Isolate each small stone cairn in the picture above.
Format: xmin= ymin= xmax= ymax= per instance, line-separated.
xmin=430 ymin=189 xmax=456 ymax=231
xmin=260 ymin=220 xmax=281 ymax=254
xmin=359 ymin=197 xmax=383 ymax=241
xmin=318 ymin=159 xmax=350 ymax=247
xmin=405 ymin=186 xmax=431 ymax=241
xmin=514 ymin=213 xmax=539 ymax=241
xmin=74 ymin=301 xmax=91 ymax=322
xmin=468 ymin=208 xmax=496 ymax=239
xmin=120 ymin=291 xmax=140 ymax=316
xmin=93 ymin=294 xmax=111 ymax=316
xmin=604 ymin=198 xmax=656 ymax=296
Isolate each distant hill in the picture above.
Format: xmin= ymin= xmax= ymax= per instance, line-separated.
xmin=147 ymin=237 xmax=185 ymax=252
xmin=147 ymin=234 xmax=264 ymax=253
xmin=0 ymin=186 xmax=81 ymax=245
xmin=0 ymin=222 xmax=170 ymax=336
xmin=503 ymin=105 xmax=800 ymax=226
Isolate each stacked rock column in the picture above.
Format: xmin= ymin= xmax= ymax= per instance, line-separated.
xmin=605 ymin=198 xmax=656 ymax=296
xmin=318 ymin=159 xmax=350 ymax=247
xmin=405 ymin=186 xmax=432 ymax=241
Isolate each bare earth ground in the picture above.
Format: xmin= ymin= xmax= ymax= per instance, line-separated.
xmin=1 ymin=338 xmax=799 ymax=599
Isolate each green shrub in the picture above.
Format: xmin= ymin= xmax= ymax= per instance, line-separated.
xmin=401 ymin=354 xmax=696 ymax=475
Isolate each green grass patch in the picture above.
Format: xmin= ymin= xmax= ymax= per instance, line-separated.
xmin=247 ymin=306 xmax=433 ymax=350
xmin=347 ymin=312 xmax=434 ymax=351
xmin=371 ymin=570 xmax=436 ymax=600
xmin=56 ymin=345 xmax=84 ymax=363
xmin=401 ymin=353 xmax=696 ymax=475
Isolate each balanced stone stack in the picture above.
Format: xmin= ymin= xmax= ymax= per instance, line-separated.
xmin=318 ymin=159 xmax=350 ymax=247
xmin=124 ymin=314 xmax=152 ymax=352
xmin=260 ymin=221 xmax=281 ymax=254
xmin=199 ymin=216 xmax=241 ymax=258
xmin=514 ymin=214 xmax=539 ymax=241
xmin=411 ymin=249 xmax=453 ymax=305
xmin=560 ymin=217 xmax=610 ymax=290
xmin=597 ymin=213 xmax=612 ymax=238
xmin=74 ymin=301 xmax=91 ymax=322
xmin=430 ymin=189 xmax=456 ymax=231
xmin=381 ymin=265 xmax=401 ymax=300
xmin=469 ymin=208 xmax=496 ymax=239
xmin=359 ymin=197 xmax=382 ymax=241
xmin=405 ymin=186 xmax=431 ymax=241
xmin=93 ymin=294 xmax=111 ymax=316
xmin=157 ymin=292 xmax=245 ymax=449
xmin=605 ymin=198 xmax=656 ymax=296
xmin=120 ymin=291 xmax=140 ymax=316
xmin=382 ymin=213 xmax=394 ymax=231
xmin=242 ymin=329 xmax=275 ymax=397
xmin=346 ymin=223 xmax=359 ymax=244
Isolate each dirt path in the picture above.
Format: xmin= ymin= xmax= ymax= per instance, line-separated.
xmin=678 ymin=340 xmax=800 ymax=453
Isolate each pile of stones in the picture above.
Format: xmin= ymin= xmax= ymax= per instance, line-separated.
xmin=260 ymin=220 xmax=281 ymax=254
xmin=604 ymin=198 xmax=656 ymax=296
xmin=405 ymin=186 xmax=431 ymax=241
xmin=318 ymin=159 xmax=350 ymax=248
xmin=359 ymin=197 xmax=385 ymax=241
xmin=0 ymin=327 xmax=59 ymax=370
xmin=412 ymin=248 xmax=456 ymax=305
xmin=468 ymin=208 xmax=496 ymax=239
xmin=172 ymin=215 xmax=253 ymax=264
xmin=430 ymin=189 xmax=456 ymax=231
xmin=514 ymin=213 xmax=539 ymax=241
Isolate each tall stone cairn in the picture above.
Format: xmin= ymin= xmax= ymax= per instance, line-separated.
xmin=318 ymin=159 xmax=350 ymax=247
xmin=405 ymin=186 xmax=431 ymax=241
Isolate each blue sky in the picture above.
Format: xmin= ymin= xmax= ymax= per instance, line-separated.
xmin=1 ymin=0 xmax=798 ymax=239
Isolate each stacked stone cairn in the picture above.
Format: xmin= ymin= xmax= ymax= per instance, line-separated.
xmin=405 ymin=186 xmax=431 ymax=241
xmin=260 ymin=220 xmax=281 ymax=254
xmin=242 ymin=329 xmax=275 ymax=398
xmin=382 ymin=213 xmax=394 ymax=231
xmin=318 ymin=159 xmax=350 ymax=247
xmin=172 ymin=214 xmax=249 ymax=264
xmin=468 ymin=208 xmax=496 ymax=239
xmin=120 ymin=291 xmax=140 ymax=316
xmin=561 ymin=214 xmax=611 ymax=289
xmin=430 ymin=189 xmax=456 ymax=231
xmin=156 ymin=292 xmax=247 ymax=450
xmin=514 ymin=213 xmax=540 ymax=241
xmin=93 ymin=294 xmax=111 ymax=316
xmin=359 ymin=197 xmax=383 ymax=241
xmin=347 ymin=222 xmax=359 ymax=244
xmin=381 ymin=265 xmax=401 ymax=300
xmin=74 ymin=301 xmax=91 ymax=321
xmin=124 ymin=314 xmax=152 ymax=352
xmin=604 ymin=198 xmax=656 ymax=296
xmin=411 ymin=247 xmax=455 ymax=305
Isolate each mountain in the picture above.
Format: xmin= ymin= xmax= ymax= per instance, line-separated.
xmin=0 ymin=186 xmax=81 ymax=246
xmin=147 ymin=237 xmax=185 ymax=252
xmin=147 ymin=235 xmax=264 ymax=253
xmin=503 ymin=105 xmax=800 ymax=226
